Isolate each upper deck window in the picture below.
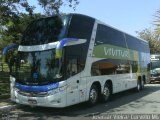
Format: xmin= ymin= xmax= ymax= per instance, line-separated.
xmin=67 ymin=15 xmax=95 ymax=40
xmin=95 ymin=24 xmax=126 ymax=48
xmin=21 ymin=15 xmax=70 ymax=46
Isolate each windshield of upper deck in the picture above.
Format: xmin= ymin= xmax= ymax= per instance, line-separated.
xmin=21 ymin=15 xmax=70 ymax=45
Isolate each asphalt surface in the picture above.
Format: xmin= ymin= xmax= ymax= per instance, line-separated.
xmin=1 ymin=83 xmax=160 ymax=120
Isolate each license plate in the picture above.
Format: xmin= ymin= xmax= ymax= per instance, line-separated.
xmin=28 ymin=99 xmax=37 ymax=105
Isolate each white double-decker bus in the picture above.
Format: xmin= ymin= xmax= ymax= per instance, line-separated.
xmin=3 ymin=14 xmax=150 ymax=107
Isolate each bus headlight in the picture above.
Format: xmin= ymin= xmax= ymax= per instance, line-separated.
xmin=48 ymin=86 xmax=66 ymax=95
xmin=48 ymin=89 xmax=59 ymax=95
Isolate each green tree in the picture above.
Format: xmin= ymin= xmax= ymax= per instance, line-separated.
xmin=153 ymin=10 xmax=160 ymax=34
xmin=137 ymin=9 xmax=160 ymax=54
xmin=0 ymin=0 xmax=79 ymax=51
xmin=0 ymin=0 xmax=79 ymax=21
xmin=38 ymin=0 xmax=79 ymax=15
xmin=0 ymin=13 xmax=44 ymax=49
xmin=136 ymin=28 xmax=160 ymax=54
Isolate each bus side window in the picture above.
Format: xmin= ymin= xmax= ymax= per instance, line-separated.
xmin=91 ymin=63 xmax=101 ymax=76
xmin=67 ymin=59 xmax=78 ymax=77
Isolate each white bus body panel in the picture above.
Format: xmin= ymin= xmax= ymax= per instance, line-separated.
xmin=10 ymin=73 xmax=87 ymax=108
xmin=10 ymin=77 xmax=68 ymax=108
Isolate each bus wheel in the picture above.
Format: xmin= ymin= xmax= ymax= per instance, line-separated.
xmin=88 ymin=84 xmax=98 ymax=106
xmin=101 ymin=83 xmax=111 ymax=102
xmin=141 ymin=79 xmax=144 ymax=90
xmin=136 ymin=80 xmax=141 ymax=92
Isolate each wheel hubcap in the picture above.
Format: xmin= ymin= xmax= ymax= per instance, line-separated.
xmin=103 ymin=86 xmax=110 ymax=99
xmin=90 ymin=89 xmax=97 ymax=103
xmin=137 ymin=83 xmax=140 ymax=90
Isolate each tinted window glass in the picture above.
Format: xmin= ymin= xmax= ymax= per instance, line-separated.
xmin=125 ymin=34 xmax=149 ymax=52
xmin=21 ymin=15 xmax=69 ymax=45
xmin=65 ymin=14 xmax=95 ymax=77
xmin=91 ymin=59 xmax=130 ymax=76
xmin=67 ymin=15 xmax=95 ymax=40
xmin=130 ymin=61 xmax=138 ymax=73
xmin=64 ymin=44 xmax=85 ymax=78
xmin=12 ymin=49 xmax=64 ymax=85
xmin=95 ymin=24 xmax=126 ymax=48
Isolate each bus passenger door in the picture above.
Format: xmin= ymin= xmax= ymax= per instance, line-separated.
xmin=79 ymin=76 xmax=87 ymax=102
xmin=66 ymin=57 xmax=80 ymax=106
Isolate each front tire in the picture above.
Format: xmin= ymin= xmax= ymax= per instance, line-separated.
xmin=136 ymin=80 xmax=141 ymax=92
xmin=88 ymin=85 xmax=98 ymax=106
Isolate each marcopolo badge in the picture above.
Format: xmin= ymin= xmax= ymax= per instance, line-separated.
xmin=33 ymin=72 xmax=38 ymax=79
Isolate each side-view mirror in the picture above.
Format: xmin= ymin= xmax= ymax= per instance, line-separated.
xmin=2 ymin=44 xmax=18 ymax=62
xmin=55 ymin=38 xmax=86 ymax=59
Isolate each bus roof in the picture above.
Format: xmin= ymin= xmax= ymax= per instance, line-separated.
xmin=68 ymin=13 xmax=148 ymax=44
xmin=30 ymin=13 xmax=148 ymax=44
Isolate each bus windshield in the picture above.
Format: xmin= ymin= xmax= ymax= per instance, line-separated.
xmin=13 ymin=49 xmax=63 ymax=85
xmin=21 ymin=15 xmax=70 ymax=45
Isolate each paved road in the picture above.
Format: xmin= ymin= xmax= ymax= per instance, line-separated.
xmin=1 ymin=84 xmax=160 ymax=120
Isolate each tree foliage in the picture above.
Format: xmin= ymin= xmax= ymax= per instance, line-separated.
xmin=38 ymin=0 xmax=79 ymax=15
xmin=0 ymin=0 xmax=79 ymax=20
xmin=153 ymin=10 xmax=160 ymax=34
xmin=0 ymin=0 xmax=79 ymax=51
xmin=137 ymin=9 xmax=160 ymax=54
xmin=0 ymin=0 xmax=34 ymax=25
xmin=136 ymin=28 xmax=160 ymax=54
xmin=0 ymin=13 xmax=44 ymax=50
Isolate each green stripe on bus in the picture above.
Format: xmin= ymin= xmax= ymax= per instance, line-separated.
xmin=93 ymin=44 xmax=139 ymax=61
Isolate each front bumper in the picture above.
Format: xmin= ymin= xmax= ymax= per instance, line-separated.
xmin=11 ymin=88 xmax=67 ymax=108
xmin=10 ymin=76 xmax=67 ymax=108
